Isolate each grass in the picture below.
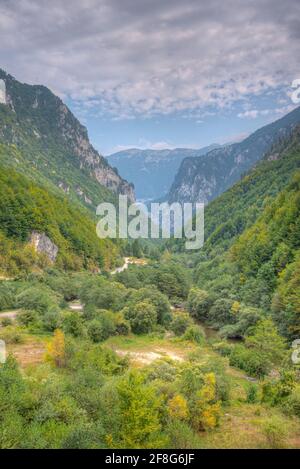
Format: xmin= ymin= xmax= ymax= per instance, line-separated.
xmin=199 ymin=401 xmax=300 ymax=449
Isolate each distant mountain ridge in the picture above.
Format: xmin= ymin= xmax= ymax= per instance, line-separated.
xmin=167 ymin=106 xmax=300 ymax=204
xmin=107 ymin=144 xmax=220 ymax=201
xmin=0 ymin=68 xmax=135 ymax=208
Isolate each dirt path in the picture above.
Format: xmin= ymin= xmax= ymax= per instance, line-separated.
xmin=68 ymin=302 xmax=83 ymax=312
xmin=111 ymin=257 xmax=131 ymax=275
xmin=114 ymin=345 xmax=186 ymax=366
xmin=111 ymin=257 xmax=148 ymax=275
xmin=0 ymin=309 xmax=21 ymax=321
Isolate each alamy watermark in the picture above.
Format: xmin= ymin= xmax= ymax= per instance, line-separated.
xmin=291 ymin=339 xmax=300 ymax=364
xmin=96 ymin=195 xmax=204 ymax=250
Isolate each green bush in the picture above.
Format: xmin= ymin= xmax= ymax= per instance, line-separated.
xmin=208 ymin=298 xmax=234 ymax=327
xmin=212 ymin=341 xmax=234 ymax=357
xmin=282 ymin=385 xmax=300 ymax=417
xmin=16 ymin=286 xmax=60 ymax=314
xmin=170 ymin=312 xmax=192 ymax=336
xmin=261 ymin=416 xmax=288 ymax=449
xmin=42 ymin=306 xmax=62 ymax=332
xmin=62 ymin=312 xmax=85 ymax=337
xmin=114 ymin=314 xmax=131 ymax=336
xmin=0 ymin=316 xmax=13 ymax=327
xmin=166 ymin=420 xmax=202 ymax=449
xmin=229 ymin=345 xmax=269 ymax=378
xmin=246 ymin=383 xmax=259 ymax=403
xmin=123 ymin=301 xmax=158 ymax=334
xmin=187 ymin=288 xmax=212 ymax=321
xmin=126 ymin=287 xmax=171 ymax=326
xmin=17 ymin=310 xmax=38 ymax=327
xmin=0 ymin=282 xmax=16 ymax=311
xmin=183 ymin=325 xmax=205 ymax=344
xmin=0 ymin=326 xmax=24 ymax=344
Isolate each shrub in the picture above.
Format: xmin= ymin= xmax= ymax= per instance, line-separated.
xmin=17 ymin=310 xmax=38 ymax=327
xmin=229 ymin=345 xmax=269 ymax=378
xmin=246 ymin=383 xmax=258 ymax=403
xmin=16 ymin=286 xmax=60 ymax=314
xmin=282 ymin=385 xmax=300 ymax=417
xmin=87 ymin=311 xmax=116 ymax=343
xmin=114 ymin=314 xmax=131 ymax=336
xmin=166 ymin=420 xmax=202 ymax=449
xmin=262 ymin=370 xmax=297 ymax=406
xmin=62 ymin=312 xmax=85 ymax=337
xmin=220 ymin=306 xmax=263 ymax=339
xmin=45 ymin=329 xmax=66 ymax=368
xmin=170 ymin=312 xmax=192 ymax=336
xmin=0 ymin=317 xmax=13 ymax=327
xmin=123 ymin=301 xmax=157 ymax=334
xmin=261 ymin=416 xmax=288 ymax=449
xmin=187 ymin=288 xmax=212 ymax=321
xmin=212 ymin=341 xmax=234 ymax=357
xmin=87 ymin=320 xmax=104 ymax=343
xmin=0 ymin=326 xmax=24 ymax=344
xmin=168 ymin=394 xmax=189 ymax=420
xmin=245 ymin=319 xmax=287 ymax=367
xmin=42 ymin=306 xmax=62 ymax=332
xmin=127 ymin=287 xmax=171 ymax=326
xmin=189 ymin=373 xmax=222 ymax=431
xmin=0 ymin=283 xmax=16 ymax=311
xmin=183 ymin=325 xmax=205 ymax=344
xmin=208 ymin=298 xmax=234 ymax=327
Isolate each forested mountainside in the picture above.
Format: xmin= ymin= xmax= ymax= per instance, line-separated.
xmin=0 ymin=69 xmax=134 ymax=209
xmin=168 ymin=106 xmax=300 ymax=204
xmin=169 ymin=126 xmax=300 ymax=341
xmin=107 ymin=145 xmax=219 ymax=201
xmin=0 ymin=148 xmax=121 ymax=275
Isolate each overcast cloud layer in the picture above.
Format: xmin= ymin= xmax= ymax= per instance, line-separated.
xmin=0 ymin=0 xmax=299 ymax=122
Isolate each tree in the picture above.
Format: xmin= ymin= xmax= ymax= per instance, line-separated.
xmin=116 ymin=372 xmax=165 ymax=448
xmin=191 ymin=373 xmax=221 ymax=431
xmin=62 ymin=312 xmax=85 ymax=337
xmin=123 ymin=301 xmax=157 ymax=334
xmin=168 ymin=395 xmax=189 ymax=420
xmin=132 ymin=239 xmax=142 ymax=258
xmin=187 ymin=288 xmax=212 ymax=321
xmin=45 ymin=329 xmax=66 ymax=368
xmin=208 ymin=298 xmax=235 ymax=326
xmin=170 ymin=312 xmax=192 ymax=336
xmin=246 ymin=319 xmax=287 ymax=366
xmin=127 ymin=287 xmax=171 ymax=326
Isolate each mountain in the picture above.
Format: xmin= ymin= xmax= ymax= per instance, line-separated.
xmin=170 ymin=126 xmax=300 ymax=339
xmin=0 ymin=69 xmax=135 ymax=209
xmin=0 ymin=144 xmax=121 ymax=275
xmin=202 ymin=125 xmax=300 ymax=255
xmin=168 ymin=106 xmax=300 ymax=204
xmin=107 ymin=145 xmax=219 ymax=201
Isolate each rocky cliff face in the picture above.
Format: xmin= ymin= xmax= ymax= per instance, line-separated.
xmin=0 ymin=68 xmax=135 ymax=206
xmin=168 ymin=106 xmax=300 ymax=204
xmin=30 ymin=231 xmax=58 ymax=263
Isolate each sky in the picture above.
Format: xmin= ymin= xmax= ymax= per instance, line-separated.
xmin=0 ymin=0 xmax=299 ymax=154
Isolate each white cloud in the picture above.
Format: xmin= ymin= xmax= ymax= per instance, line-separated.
xmin=0 ymin=0 xmax=299 ymax=118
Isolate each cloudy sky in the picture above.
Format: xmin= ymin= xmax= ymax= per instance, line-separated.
xmin=0 ymin=0 xmax=299 ymax=153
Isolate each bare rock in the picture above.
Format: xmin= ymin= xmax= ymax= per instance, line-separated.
xmin=30 ymin=231 xmax=58 ymax=263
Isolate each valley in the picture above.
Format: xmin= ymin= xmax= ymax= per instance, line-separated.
xmin=0 ymin=68 xmax=300 ymax=450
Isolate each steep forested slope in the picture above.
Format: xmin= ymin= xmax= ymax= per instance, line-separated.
xmin=0 ymin=69 xmax=134 ymax=209
xmin=0 ymin=151 xmax=120 ymax=275
xmin=170 ymin=127 xmax=300 ymax=340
